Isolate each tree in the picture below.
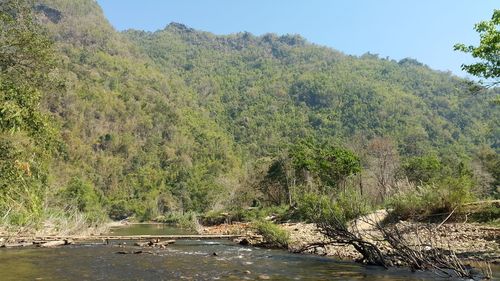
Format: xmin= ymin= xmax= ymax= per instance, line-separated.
xmin=454 ymin=10 xmax=499 ymax=87
xmin=290 ymin=139 xmax=361 ymax=192
xmin=0 ymin=0 xmax=58 ymax=142
xmin=402 ymin=155 xmax=442 ymax=184
xmin=367 ymin=137 xmax=399 ymax=200
xmin=258 ymin=140 xmax=361 ymax=205
xmin=0 ymin=0 xmax=60 ymax=225
xmin=260 ymin=155 xmax=295 ymax=205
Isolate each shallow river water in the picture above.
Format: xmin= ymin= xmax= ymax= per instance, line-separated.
xmin=0 ymin=224 xmax=496 ymax=281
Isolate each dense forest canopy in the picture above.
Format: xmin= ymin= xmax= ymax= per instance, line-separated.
xmin=0 ymin=0 xmax=498 ymax=227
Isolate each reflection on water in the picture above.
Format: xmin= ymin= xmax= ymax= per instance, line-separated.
xmin=0 ymin=224 xmax=497 ymax=281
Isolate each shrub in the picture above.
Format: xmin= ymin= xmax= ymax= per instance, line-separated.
xmin=387 ymin=176 xmax=475 ymax=221
xmin=296 ymin=189 xmax=370 ymax=224
xmin=253 ymin=220 xmax=290 ymax=248
xmin=108 ymin=200 xmax=134 ymax=221
xmin=200 ymin=210 xmax=228 ymax=225
xmin=156 ymin=211 xmax=200 ymax=230
xmin=240 ymin=205 xmax=290 ymax=222
xmin=59 ymin=177 xmax=106 ymax=223
xmin=467 ymin=202 xmax=500 ymax=226
xmin=200 ymin=205 xmax=292 ymax=225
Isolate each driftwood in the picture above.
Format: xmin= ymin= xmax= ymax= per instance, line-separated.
xmin=3 ymin=242 xmax=33 ymax=248
xmin=373 ymin=222 xmax=478 ymax=279
xmin=134 ymin=239 xmax=176 ymax=248
xmin=2 ymin=234 xmax=241 ymax=241
xmin=156 ymin=240 xmax=175 ymax=246
xmin=300 ymin=202 xmax=490 ymax=279
xmin=0 ymin=234 xmax=238 ymax=249
xmin=303 ymin=206 xmax=387 ymax=267
xmin=39 ymin=239 xmax=73 ymax=248
xmin=2 ymin=239 xmax=73 ymax=248
xmin=116 ymin=250 xmax=153 ymax=255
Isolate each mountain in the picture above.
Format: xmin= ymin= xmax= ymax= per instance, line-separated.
xmin=1 ymin=0 xmax=498 ymax=225
xmin=124 ymin=23 xmax=498 ymax=156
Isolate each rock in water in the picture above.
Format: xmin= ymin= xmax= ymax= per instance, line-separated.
xmin=134 ymin=241 xmax=149 ymax=247
xmin=238 ymin=238 xmax=250 ymax=246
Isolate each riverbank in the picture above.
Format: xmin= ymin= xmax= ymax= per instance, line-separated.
xmin=200 ymin=220 xmax=500 ymax=264
xmin=0 ymin=220 xmax=112 ymax=245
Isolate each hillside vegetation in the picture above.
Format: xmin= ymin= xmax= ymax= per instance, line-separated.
xmin=0 ymin=0 xmax=498 ymax=231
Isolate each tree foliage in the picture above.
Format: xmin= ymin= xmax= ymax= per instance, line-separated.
xmin=290 ymin=139 xmax=361 ymax=189
xmin=0 ymin=0 xmax=60 ymax=226
xmin=454 ymin=9 xmax=499 ymax=86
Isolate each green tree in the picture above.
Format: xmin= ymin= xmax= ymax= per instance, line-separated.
xmin=290 ymin=139 xmax=361 ymax=191
xmin=260 ymin=155 xmax=295 ymax=205
xmin=454 ymin=9 xmax=499 ymax=87
xmin=61 ymin=177 xmax=103 ymax=216
xmin=402 ymin=155 xmax=442 ymax=184
xmin=0 ymin=0 xmax=57 ymax=139
xmin=0 ymin=0 xmax=60 ymax=226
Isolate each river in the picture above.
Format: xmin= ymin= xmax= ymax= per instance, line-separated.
xmin=0 ymin=224 xmax=496 ymax=280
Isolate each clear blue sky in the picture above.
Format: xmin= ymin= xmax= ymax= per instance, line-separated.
xmin=97 ymin=0 xmax=497 ymax=78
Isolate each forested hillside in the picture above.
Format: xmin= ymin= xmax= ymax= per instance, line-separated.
xmin=0 ymin=0 xmax=498 ymax=229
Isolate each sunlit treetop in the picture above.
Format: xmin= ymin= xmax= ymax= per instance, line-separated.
xmin=454 ymin=9 xmax=500 ymax=87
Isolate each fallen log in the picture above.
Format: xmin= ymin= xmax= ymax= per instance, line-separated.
xmin=3 ymin=234 xmax=242 ymax=241
xmin=156 ymin=240 xmax=175 ymax=246
xmin=3 ymin=242 xmax=33 ymax=248
xmin=134 ymin=239 xmax=176 ymax=247
xmin=116 ymin=250 xmax=153 ymax=255
xmin=39 ymin=239 xmax=73 ymax=248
